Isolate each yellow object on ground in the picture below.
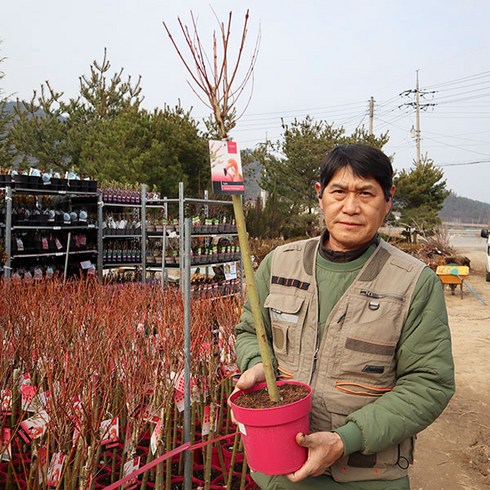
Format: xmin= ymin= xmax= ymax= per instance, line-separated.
xmin=436 ymin=265 xmax=469 ymax=298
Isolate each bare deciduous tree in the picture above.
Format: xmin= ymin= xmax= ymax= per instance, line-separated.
xmin=162 ymin=10 xmax=260 ymax=139
xmin=163 ymin=11 xmax=280 ymax=401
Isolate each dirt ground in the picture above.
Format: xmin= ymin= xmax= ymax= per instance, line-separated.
xmin=409 ymin=239 xmax=490 ymax=489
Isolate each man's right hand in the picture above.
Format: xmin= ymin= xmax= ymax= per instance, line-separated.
xmin=228 ymin=362 xmax=266 ymax=424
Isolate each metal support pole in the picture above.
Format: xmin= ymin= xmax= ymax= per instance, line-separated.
xmin=183 ymin=218 xmax=192 ymax=489
xmin=162 ymin=197 xmax=168 ymax=289
xmin=141 ymin=184 xmax=147 ymax=284
xmin=63 ymin=232 xmax=72 ymax=283
xmin=203 ymin=189 xmax=209 ymax=279
xmin=97 ymin=192 xmax=104 ymax=279
xmin=5 ymin=186 xmax=12 ymax=279
xmin=203 ymin=189 xmax=209 ymax=218
xmin=179 ymin=182 xmax=185 ymax=291
xmin=161 ymin=224 xmax=166 ymax=289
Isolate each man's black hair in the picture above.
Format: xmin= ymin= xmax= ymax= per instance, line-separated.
xmin=319 ymin=144 xmax=393 ymax=201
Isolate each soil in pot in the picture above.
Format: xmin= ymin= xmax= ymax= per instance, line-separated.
xmin=232 ymin=383 xmax=309 ymax=409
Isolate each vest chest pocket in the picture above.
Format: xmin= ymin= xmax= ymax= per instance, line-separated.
xmin=264 ymin=293 xmax=307 ymax=371
xmin=334 ymin=293 xmax=405 ymax=388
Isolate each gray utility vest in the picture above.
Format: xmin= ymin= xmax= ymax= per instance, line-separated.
xmin=265 ymin=237 xmax=425 ymax=482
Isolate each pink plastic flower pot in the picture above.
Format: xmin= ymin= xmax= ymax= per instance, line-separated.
xmin=229 ymin=380 xmax=312 ymax=475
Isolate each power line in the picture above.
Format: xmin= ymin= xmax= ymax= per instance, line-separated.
xmin=432 ymin=85 xmax=490 ymax=102
xmin=436 ymin=160 xmax=490 ymax=167
xmin=424 ymin=70 xmax=490 ymax=90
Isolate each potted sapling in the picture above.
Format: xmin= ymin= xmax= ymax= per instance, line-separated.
xmin=163 ymin=9 xmax=312 ymax=476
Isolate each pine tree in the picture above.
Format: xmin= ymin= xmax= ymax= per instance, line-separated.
xmin=7 ymin=49 xmax=209 ymax=196
xmin=393 ymin=156 xmax=450 ymax=229
xmin=0 ymin=47 xmax=16 ymax=166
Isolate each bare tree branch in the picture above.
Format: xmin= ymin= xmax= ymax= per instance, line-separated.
xmin=162 ymin=9 xmax=259 ymax=139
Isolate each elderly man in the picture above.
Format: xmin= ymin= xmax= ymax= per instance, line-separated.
xmin=234 ymin=143 xmax=455 ymax=489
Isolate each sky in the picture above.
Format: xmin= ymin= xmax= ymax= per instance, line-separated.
xmin=2 ymin=0 xmax=490 ymax=204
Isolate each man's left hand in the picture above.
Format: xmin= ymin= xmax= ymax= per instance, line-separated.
xmin=286 ymin=431 xmax=344 ymax=482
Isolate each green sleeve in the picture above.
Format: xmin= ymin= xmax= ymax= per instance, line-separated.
xmin=235 ymin=252 xmax=277 ymax=373
xmin=343 ymin=267 xmax=456 ymax=455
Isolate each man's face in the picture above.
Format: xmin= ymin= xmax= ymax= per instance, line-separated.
xmin=316 ymin=166 xmax=394 ymax=252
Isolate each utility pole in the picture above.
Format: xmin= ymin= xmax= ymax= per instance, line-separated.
xmin=399 ymin=70 xmax=435 ymax=165
xmin=369 ymin=96 xmax=374 ymax=136
xmin=415 ymin=71 xmax=421 ymax=164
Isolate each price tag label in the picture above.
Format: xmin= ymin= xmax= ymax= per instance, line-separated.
xmin=224 ymin=262 xmax=237 ymax=280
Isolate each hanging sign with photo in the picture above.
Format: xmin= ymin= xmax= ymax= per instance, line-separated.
xmin=209 ymin=140 xmax=245 ymax=194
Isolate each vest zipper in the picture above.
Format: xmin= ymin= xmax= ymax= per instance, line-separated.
xmin=360 ymin=289 xmax=404 ymax=301
xmin=310 ymin=311 xmax=346 ymax=385
xmin=311 ymin=329 xmax=322 ymax=377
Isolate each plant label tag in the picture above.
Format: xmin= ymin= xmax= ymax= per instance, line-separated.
xmin=36 ymin=389 xmax=51 ymax=411
xmin=55 ymin=238 xmax=63 ymax=250
xmin=37 ymin=446 xmax=48 ymax=485
xmin=100 ymin=417 xmax=119 ymax=447
xmin=150 ymin=418 xmax=162 ymax=455
xmin=21 ymin=384 xmax=37 ymax=412
xmin=19 ymin=372 xmax=31 ymax=387
xmin=1 ymin=428 xmax=12 ymax=461
xmin=72 ymin=425 xmax=81 ymax=447
xmin=201 ymin=405 xmax=218 ymax=436
xmin=174 ymin=390 xmax=185 ymax=413
xmin=224 ymin=262 xmax=237 ymax=280
xmin=19 ymin=410 xmax=50 ymax=443
xmin=209 ymin=140 xmax=245 ymax=195
xmin=122 ymin=456 xmax=140 ymax=489
xmin=47 ymin=452 xmax=65 ymax=487
xmin=1 ymin=390 xmax=12 ymax=415
xmin=238 ymin=422 xmax=247 ymax=436
xmin=173 ymin=372 xmax=185 ymax=392
xmin=142 ymin=405 xmax=160 ymax=425
xmin=80 ymin=260 xmax=92 ymax=270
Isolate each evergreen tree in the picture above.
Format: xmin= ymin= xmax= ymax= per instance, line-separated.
xmin=9 ymin=83 xmax=70 ymax=169
xmin=393 ymin=156 xmax=450 ymax=229
xmin=0 ymin=47 xmax=16 ymax=166
xmin=7 ymin=50 xmax=210 ymax=196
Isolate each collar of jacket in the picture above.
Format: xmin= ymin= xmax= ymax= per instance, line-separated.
xmin=319 ymin=230 xmax=380 ymax=263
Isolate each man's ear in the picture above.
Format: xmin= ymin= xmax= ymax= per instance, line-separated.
xmin=385 ymin=185 xmax=395 ymax=215
xmin=315 ymin=182 xmax=322 ymax=199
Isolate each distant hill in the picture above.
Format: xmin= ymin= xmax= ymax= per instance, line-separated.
xmin=440 ymin=192 xmax=490 ymax=225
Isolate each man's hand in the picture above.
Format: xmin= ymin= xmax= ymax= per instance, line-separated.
xmin=286 ymin=431 xmax=344 ymax=482
xmin=235 ymin=362 xmax=266 ymax=391
xmin=228 ymin=363 xmax=266 ymax=424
